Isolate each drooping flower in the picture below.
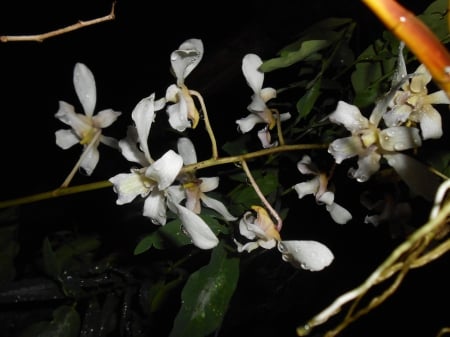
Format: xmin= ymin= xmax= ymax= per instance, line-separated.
xmin=236 ymin=53 xmax=291 ymax=142
xmin=293 ymin=155 xmax=352 ymax=224
xmin=55 ymin=62 xmax=122 ymax=175
xmin=234 ymin=205 xmax=334 ymax=271
xmin=384 ymin=44 xmax=450 ymax=139
xmin=165 ymin=38 xmax=203 ymax=132
xmin=176 ymin=137 xmax=237 ymax=221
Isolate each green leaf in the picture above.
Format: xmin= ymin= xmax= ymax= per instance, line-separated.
xmin=419 ymin=0 xmax=448 ymax=41
xmin=19 ymin=305 xmax=80 ymax=337
xmin=169 ymin=243 xmax=239 ymax=337
xmin=260 ymin=40 xmax=331 ymax=72
xmin=296 ymin=78 xmax=321 ymax=121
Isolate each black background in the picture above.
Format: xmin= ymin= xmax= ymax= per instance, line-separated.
xmin=0 ymin=1 xmax=448 ymax=337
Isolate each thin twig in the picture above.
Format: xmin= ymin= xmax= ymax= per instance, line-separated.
xmin=0 ymin=2 xmax=116 ymax=43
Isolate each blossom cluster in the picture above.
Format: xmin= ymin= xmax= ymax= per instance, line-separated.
xmin=54 ymin=38 xmax=447 ymax=272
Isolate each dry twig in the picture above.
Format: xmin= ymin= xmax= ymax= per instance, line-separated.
xmin=0 ymin=1 xmax=116 ymax=43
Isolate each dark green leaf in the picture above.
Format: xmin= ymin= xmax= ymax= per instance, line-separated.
xmin=296 ymin=78 xmax=321 ymax=121
xmin=42 ymin=237 xmax=61 ymax=279
xmin=169 ymin=243 xmax=239 ymax=337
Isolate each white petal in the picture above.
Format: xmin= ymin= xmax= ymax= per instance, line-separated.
xmin=297 ymin=155 xmax=318 ymax=175
xmin=143 ymin=189 xmax=167 ymax=225
xmin=242 ymin=54 xmax=264 ymax=93
xmin=379 ymin=126 xmax=422 ymax=151
xmin=175 ymin=204 xmax=219 ymax=250
xmin=236 ymin=113 xmax=264 ymax=133
xmin=420 ymin=106 xmax=443 ymax=139
xmin=73 ymin=63 xmax=96 ymax=117
xmin=199 ymin=177 xmax=219 ymax=192
xmin=177 ymin=137 xmax=197 ymax=165
xmin=55 ymin=101 xmax=90 ymax=135
xmin=200 ymin=194 xmax=237 ymax=221
xmin=132 ymin=94 xmax=156 ymax=161
xmin=294 ymin=178 xmax=320 ymax=199
xmin=257 ymin=127 xmax=277 ymax=148
xmin=247 ymin=94 xmax=267 ymax=113
xmin=384 ymin=153 xmax=441 ymax=201
xmin=258 ymin=238 xmax=277 ymax=250
xmin=109 ymin=171 xmax=149 ymax=205
xmin=93 ymin=109 xmax=122 ymax=128
xmin=167 ymin=98 xmax=190 ymax=132
xmin=425 ymin=90 xmax=450 ymax=105
xmin=118 ymin=126 xmax=148 ymax=166
xmin=99 ymin=135 xmax=119 ymax=150
xmin=171 ymin=38 xmax=204 ymax=84
xmin=145 ymin=150 xmax=183 ymax=190
xmin=326 ymin=202 xmax=352 ymax=224
xmin=238 ymin=213 xmax=257 ymax=240
xmin=328 ymin=101 xmax=369 ymax=132
xmin=328 ymin=136 xmax=363 ymax=164
xmin=278 ymin=240 xmax=334 ymax=271
xmin=234 ymin=239 xmax=259 ymax=253
xmin=260 ymin=87 xmax=277 ymax=102
xmin=55 ymin=129 xmax=79 ymax=149
xmin=383 ymin=105 xmax=411 ymax=127
xmin=348 ymin=147 xmax=381 ymax=182
xmin=80 ymin=145 xmax=99 ymax=175
xmin=410 ymin=64 xmax=431 ymax=92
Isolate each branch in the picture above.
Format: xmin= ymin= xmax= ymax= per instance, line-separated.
xmin=0 ymin=1 xmax=116 ymax=43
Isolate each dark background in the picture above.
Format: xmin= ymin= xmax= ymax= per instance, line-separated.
xmin=0 ymin=1 xmax=448 ymax=337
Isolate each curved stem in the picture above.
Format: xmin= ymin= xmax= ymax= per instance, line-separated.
xmin=190 ymin=90 xmax=218 ymax=159
xmin=241 ymin=159 xmax=283 ymax=231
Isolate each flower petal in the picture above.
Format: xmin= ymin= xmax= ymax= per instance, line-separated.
xmin=167 ymin=97 xmax=191 ymax=132
xmin=73 ymin=63 xmax=96 ymax=117
xmin=297 ymin=155 xmax=319 ymax=175
xmin=131 ymin=94 xmax=157 ymax=162
xmin=379 ymin=126 xmax=422 ymax=151
xmin=384 ymin=153 xmax=441 ymax=201
xmin=55 ymin=129 xmax=79 ymax=149
xmin=326 ymin=202 xmax=352 ymax=224
xmin=348 ymin=147 xmax=381 ymax=182
xmin=294 ymin=178 xmax=320 ymax=199
xmin=328 ymin=136 xmax=363 ymax=164
xmin=199 ymin=177 xmax=219 ymax=192
xmin=200 ymin=194 xmax=237 ymax=221
xmin=171 ymin=38 xmax=204 ymax=84
xmin=118 ymin=126 xmax=148 ymax=166
xmin=80 ymin=145 xmax=99 ymax=176
xmin=93 ymin=109 xmax=122 ymax=128
xmin=143 ymin=189 xmax=167 ymax=225
xmin=109 ymin=171 xmax=149 ymax=205
xmin=175 ymin=204 xmax=219 ymax=249
xmin=242 ymin=54 xmax=264 ymax=94
xmin=278 ymin=240 xmax=334 ymax=271
xmin=260 ymin=87 xmax=277 ymax=102
xmin=177 ymin=137 xmax=197 ymax=165
xmin=419 ymin=105 xmax=443 ymax=139
xmin=236 ymin=113 xmax=264 ymax=133
xmin=328 ymin=101 xmax=369 ymax=132
xmin=145 ymin=150 xmax=183 ymax=190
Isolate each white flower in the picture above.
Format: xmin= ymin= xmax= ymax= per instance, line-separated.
xmin=328 ymin=100 xmax=422 ymax=182
xmin=109 ymin=94 xmax=183 ymax=225
xmin=234 ymin=206 xmax=281 ymax=253
xmin=237 ymin=54 xmax=291 ymax=135
xmin=234 ymin=206 xmax=334 ymax=271
xmin=384 ymin=45 xmax=450 ymax=139
xmin=165 ymin=38 xmax=204 ymax=131
xmin=277 ymin=240 xmax=334 ymax=271
xmin=293 ymin=155 xmax=352 ymax=224
xmin=177 ymin=137 xmax=237 ymax=221
xmin=55 ymin=62 xmax=122 ymax=175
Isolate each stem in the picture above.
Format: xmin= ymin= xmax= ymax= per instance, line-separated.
xmin=240 ymin=159 xmax=283 ymax=231
xmin=0 ymin=142 xmax=328 ymax=208
xmin=0 ymin=181 xmax=113 ymax=209
xmin=190 ymin=90 xmax=218 ymax=159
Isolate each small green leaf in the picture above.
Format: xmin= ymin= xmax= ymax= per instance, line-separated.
xmin=169 ymin=243 xmax=239 ymax=337
xmin=296 ymin=78 xmax=321 ymax=121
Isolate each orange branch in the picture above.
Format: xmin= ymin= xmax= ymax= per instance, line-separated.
xmin=362 ymin=0 xmax=450 ymax=98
